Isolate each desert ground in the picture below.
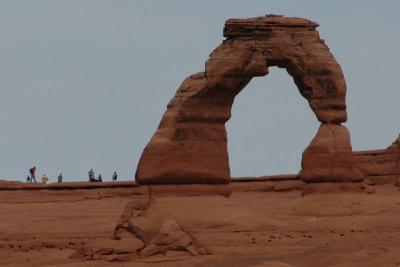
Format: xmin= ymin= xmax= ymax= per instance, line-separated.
xmin=0 ymin=178 xmax=399 ymax=267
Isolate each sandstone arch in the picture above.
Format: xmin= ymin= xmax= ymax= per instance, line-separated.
xmin=136 ymin=15 xmax=363 ymax=184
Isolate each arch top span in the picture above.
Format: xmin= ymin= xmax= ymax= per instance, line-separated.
xmin=223 ymin=15 xmax=319 ymax=38
xmin=219 ymin=14 xmax=347 ymax=123
xmin=136 ymin=15 xmax=361 ymax=184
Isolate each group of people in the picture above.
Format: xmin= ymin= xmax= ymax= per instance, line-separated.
xmin=26 ymin=166 xmax=118 ymax=184
xmin=88 ymin=169 xmax=118 ymax=182
xmin=26 ymin=166 xmax=51 ymax=183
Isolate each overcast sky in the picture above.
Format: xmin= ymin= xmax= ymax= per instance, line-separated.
xmin=1 ymin=1 xmax=399 ymax=182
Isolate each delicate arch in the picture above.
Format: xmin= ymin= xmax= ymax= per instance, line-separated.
xmin=136 ymin=15 xmax=363 ymax=184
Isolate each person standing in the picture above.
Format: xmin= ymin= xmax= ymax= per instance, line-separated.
xmin=26 ymin=175 xmax=31 ymax=183
xmin=88 ymin=168 xmax=95 ymax=182
xmin=29 ymin=166 xmax=37 ymax=183
xmin=98 ymin=174 xmax=103 ymax=182
xmin=112 ymin=171 xmax=118 ymax=181
xmin=58 ymin=173 xmax=63 ymax=183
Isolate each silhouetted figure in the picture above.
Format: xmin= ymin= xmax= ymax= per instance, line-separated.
xmin=88 ymin=168 xmax=95 ymax=182
xmin=98 ymin=174 xmax=103 ymax=182
xmin=112 ymin=171 xmax=118 ymax=181
xmin=29 ymin=166 xmax=37 ymax=183
xmin=42 ymin=174 xmax=48 ymax=184
xmin=26 ymin=175 xmax=31 ymax=183
xmin=58 ymin=173 xmax=63 ymax=183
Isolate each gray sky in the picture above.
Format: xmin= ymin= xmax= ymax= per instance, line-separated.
xmin=1 ymin=1 xmax=399 ymax=182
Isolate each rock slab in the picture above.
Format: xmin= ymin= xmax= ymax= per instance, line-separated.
xmin=353 ymin=136 xmax=400 ymax=185
xmin=300 ymin=124 xmax=363 ymax=183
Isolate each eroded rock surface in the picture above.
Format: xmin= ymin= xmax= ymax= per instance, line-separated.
xmin=2 ymin=182 xmax=400 ymax=266
xmin=353 ymin=136 xmax=400 ymax=185
xmin=300 ymin=124 xmax=363 ymax=183
xmin=140 ymin=218 xmax=207 ymax=257
xmin=136 ymin=14 xmax=355 ymax=184
xmin=78 ymin=190 xmax=208 ymax=261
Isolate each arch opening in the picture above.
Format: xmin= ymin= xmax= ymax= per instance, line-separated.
xmin=227 ymin=67 xmax=319 ymax=178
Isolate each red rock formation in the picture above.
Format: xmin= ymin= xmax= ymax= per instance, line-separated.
xmin=4 ymin=182 xmax=400 ymax=265
xmin=300 ymin=124 xmax=363 ymax=182
xmin=136 ymin=15 xmax=361 ymax=184
xmin=353 ymin=136 xmax=400 ymax=185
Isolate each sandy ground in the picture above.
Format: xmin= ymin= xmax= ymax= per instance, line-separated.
xmin=0 ymin=181 xmax=399 ymax=267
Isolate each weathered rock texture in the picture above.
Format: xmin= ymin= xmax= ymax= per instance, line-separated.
xmin=3 ymin=182 xmax=400 ymax=266
xmin=353 ymin=136 xmax=400 ymax=185
xmin=112 ymin=192 xmax=207 ymax=260
xmin=300 ymin=124 xmax=363 ymax=182
xmin=136 ymin=15 xmax=361 ymax=184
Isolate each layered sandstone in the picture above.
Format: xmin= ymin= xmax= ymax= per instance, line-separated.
xmin=353 ymin=137 xmax=400 ymax=185
xmin=136 ymin=15 xmax=361 ymax=184
xmin=300 ymin=124 xmax=363 ymax=182
xmin=1 ymin=182 xmax=400 ymax=266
